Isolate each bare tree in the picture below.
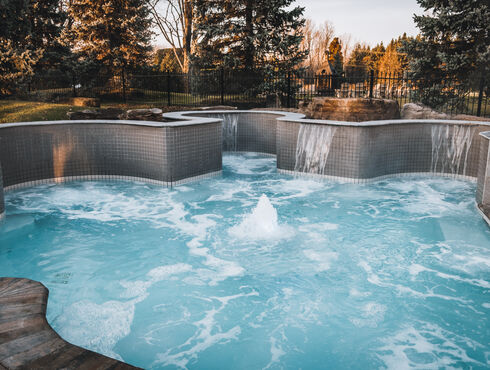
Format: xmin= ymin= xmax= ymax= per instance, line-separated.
xmin=300 ymin=19 xmax=335 ymax=74
xmin=339 ymin=33 xmax=353 ymax=62
xmin=149 ymin=0 xmax=193 ymax=72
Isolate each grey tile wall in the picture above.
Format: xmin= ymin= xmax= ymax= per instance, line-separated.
xmin=0 ymin=124 xmax=168 ymax=187
xmin=0 ymin=164 xmax=4 ymax=217
xmin=277 ymin=120 xmax=489 ymax=182
xmin=188 ymin=112 xmax=279 ymax=154
xmin=166 ymin=122 xmax=222 ymax=182
xmin=476 ymin=134 xmax=490 ymax=205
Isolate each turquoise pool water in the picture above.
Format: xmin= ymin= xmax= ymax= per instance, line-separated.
xmin=0 ymin=153 xmax=489 ymax=369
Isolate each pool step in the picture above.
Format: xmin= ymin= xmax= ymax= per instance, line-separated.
xmin=0 ymin=277 xmax=140 ymax=370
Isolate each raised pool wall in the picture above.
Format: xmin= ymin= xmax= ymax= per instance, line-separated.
xmin=0 ymin=111 xmax=489 ymax=223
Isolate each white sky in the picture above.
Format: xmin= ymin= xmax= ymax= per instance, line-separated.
xmin=153 ymin=0 xmax=423 ymax=48
xmin=296 ymin=0 xmax=422 ymax=46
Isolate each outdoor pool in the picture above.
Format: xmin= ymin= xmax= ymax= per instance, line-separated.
xmin=0 ymin=153 xmax=489 ymax=369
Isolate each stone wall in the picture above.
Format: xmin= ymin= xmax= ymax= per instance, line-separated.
xmin=301 ymin=98 xmax=400 ymax=122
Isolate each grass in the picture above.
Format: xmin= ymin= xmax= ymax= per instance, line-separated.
xmin=0 ymin=101 xmax=86 ymax=123
xmin=0 ymin=99 xmax=177 ymax=123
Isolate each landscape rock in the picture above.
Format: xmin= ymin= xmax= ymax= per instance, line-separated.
xmin=67 ymin=108 xmax=124 ymax=120
xmin=400 ymin=103 xmax=448 ymax=120
xmin=300 ymin=97 xmax=400 ymax=122
xmin=69 ymin=97 xmax=101 ymax=107
xmin=119 ymin=108 xmax=163 ymax=121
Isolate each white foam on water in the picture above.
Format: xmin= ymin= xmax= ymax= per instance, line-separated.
xmin=303 ymin=249 xmax=339 ymax=271
xmin=377 ymin=323 xmax=485 ymax=369
xmin=223 ymin=154 xmax=276 ymax=175
xmin=349 ymin=302 xmax=387 ymax=328
xmin=229 ymin=194 xmax=294 ymax=240
xmin=55 ymin=299 xmax=138 ymax=361
xmin=266 ymin=178 xmax=328 ymax=200
xmin=349 ymin=288 xmax=371 ymax=298
xmin=154 ymin=291 xmax=257 ymax=368
xmin=408 ymin=263 xmax=490 ymax=289
xmin=482 ymin=303 xmax=490 ymax=309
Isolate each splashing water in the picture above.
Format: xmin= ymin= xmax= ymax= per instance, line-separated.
xmin=294 ymin=124 xmax=337 ymax=174
xmin=431 ymin=125 xmax=476 ymax=175
xmin=228 ymin=194 xmax=293 ymax=240
xmin=220 ymin=114 xmax=239 ymax=151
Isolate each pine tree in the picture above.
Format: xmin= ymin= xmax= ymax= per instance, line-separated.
xmin=400 ymin=0 xmax=489 ymax=108
xmin=67 ymin=0 xmax=153 ymax=75
xmin=192 ymin=0 xmax=306 ymax=71
xmin=327 ymin=37 xmax=343 ymax=74
xmin=0 ymin=0 xmax=66 ymax=95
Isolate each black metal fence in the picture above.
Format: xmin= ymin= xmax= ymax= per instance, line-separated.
xmin=15 ymin=69 xmax=490 ymax=117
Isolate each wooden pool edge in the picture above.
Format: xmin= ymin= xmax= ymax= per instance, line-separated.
xmin=0 ymin=277 xmax=141 ymax=369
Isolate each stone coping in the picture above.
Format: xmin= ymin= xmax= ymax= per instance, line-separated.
xmin=164 ymin=110 xmax=490 ymax=128
xmin=0 ymin=277 xmax=140 ymax=369
xmin=0 ymin=111 xmax=488 ymax=130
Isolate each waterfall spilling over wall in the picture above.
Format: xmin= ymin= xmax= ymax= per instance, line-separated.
xmin=220 ymin=114 xmax=238 ymax=151
xmin=431 ymin=125 xmax=476 ymax=176
xmin=294 ymin=124 xmax=337 ymax=175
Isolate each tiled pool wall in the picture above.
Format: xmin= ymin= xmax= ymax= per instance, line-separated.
xmin=276 ymin=119 xmax=488 ymax=181
xmin=477 ymin=132 xmax=490 ymax=205
xmin=0 ymin=119 xmax=222 ymax=218
xmin=0 ymin=112 xmax=489 ymax=222
xmin=184 ymin=111 xmax=280 ymax=154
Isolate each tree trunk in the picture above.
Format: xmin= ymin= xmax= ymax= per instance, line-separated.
xmin=244 ymin=0 xmax=254 ymax=70
xmin=183 ymin=0 xmax=193 ymax=73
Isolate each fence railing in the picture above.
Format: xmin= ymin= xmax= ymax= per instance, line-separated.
xmin=13 ymin=69 xmax=490 ymax=117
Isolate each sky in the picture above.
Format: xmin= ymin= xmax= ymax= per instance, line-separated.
xmin=297 ymin=0 xmax=423 ymax=46
xmin=153 ymin=0 xmax=424 ymax=48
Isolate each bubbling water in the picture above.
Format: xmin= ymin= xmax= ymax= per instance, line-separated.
xmin=228 ymin=194 xmax=293 ymax=240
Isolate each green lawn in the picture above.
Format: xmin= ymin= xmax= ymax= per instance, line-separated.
xmin=0 ymin=100 xmax=172 ymax=123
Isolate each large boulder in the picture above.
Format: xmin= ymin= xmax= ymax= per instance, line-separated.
xmin=301 ymin=97 xmax=400 ymax=122
xmin=67 ymin=97 xmax=101 ymax=107
xmin=67 ymin=108 xmax=124 ymax=120
xmin=400 ymin=103 xmax=448 ymax=120
xmin=119 ymin=108 xmax=163 ymax=121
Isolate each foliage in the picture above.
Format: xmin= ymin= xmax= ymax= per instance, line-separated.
xmin=67 ymin=0 xmax=153 ymax=74
xmin=192 ymin=0 xmax=306 ymax=72
xmin=0 ymin=0 xmax=67 ymax=95
xmin=153 ymin=48 xmax=183 ymax=72
xmin=327 ymin=37 xmax=343 ymax=74
xmin=400 ymin=0 xmax=489 ymax=108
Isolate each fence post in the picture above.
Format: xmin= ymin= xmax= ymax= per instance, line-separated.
xmin=72 ymin=74 xmax=76 ymax=97
xmin=287 ymin=71 xmax=291 ymax=108
xmin=369 ymin=70 xmax=374 ymax=98
xmin=121 ymin=70 xmax=127 ymax=103
xmin=166 ymin=70 xmax=171 ymax=106
xmin=477 ymin=68 xmax=486 ymax=117
xmin=220 ymin=67 xmax=225 ymax=105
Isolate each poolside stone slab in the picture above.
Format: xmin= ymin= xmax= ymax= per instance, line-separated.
xmin=0 ymin=278 xmax=140 ymax=370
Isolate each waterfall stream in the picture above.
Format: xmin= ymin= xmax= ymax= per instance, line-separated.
xmin=294 ymin=124 xmax=337 ymax=175
xmin=431 ymin=125 xmax=476 ymax=176
xmin=220 ymin=114 xmax=238 ymax=151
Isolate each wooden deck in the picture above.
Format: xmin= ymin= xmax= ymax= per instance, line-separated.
xmin=0 ymin=277 xmax=141 ymax=369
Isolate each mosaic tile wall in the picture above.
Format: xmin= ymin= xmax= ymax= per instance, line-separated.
xmin=166 ymin=123 xmax=222 ymax=182
xmin=0 ymin=121 xmax=222 ymax=190
xmin=0 ymin=165 xmax=4 ymax=218
xmin=187 ymin=112 xmax=279 ymax=154
xmin=277 ymin=120 xmax=489 ymax=181
xmin=476 ymin=133 xmax=490 ymax=205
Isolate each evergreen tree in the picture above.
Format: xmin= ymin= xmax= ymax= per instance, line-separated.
xmin=0 ymin=0 xmax=66 ymax=95
xmin=67 ymin=0 xmax=153 ymax=75
xmin=327 ymin=37 xmax=343 ymax=74
xmin=192 ymin=0 xmax=306 ymax=71
xmin=400 ymin=0 xmax=489 ymax=108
